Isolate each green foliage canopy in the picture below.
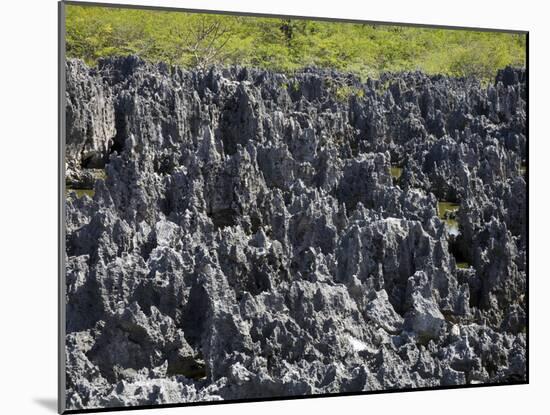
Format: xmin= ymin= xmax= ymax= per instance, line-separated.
xmin=66 ymin=5 xmax=526 ymax=81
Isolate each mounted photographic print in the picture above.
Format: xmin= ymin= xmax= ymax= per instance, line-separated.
xmin=59 ymin=1 xmax=528 ymax=413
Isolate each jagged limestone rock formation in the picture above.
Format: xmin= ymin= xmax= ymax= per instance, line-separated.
xmin=64 ymin=56 xmax=527 ymax=410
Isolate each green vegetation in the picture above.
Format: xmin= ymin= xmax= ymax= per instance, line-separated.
xmin=65 ymin=169 xmax=106 ymax=200
xmin=437 ymin=201 xmax=459 ymax=219
xmin=66 ymin=4 xmax=526 ymax=81
xmin=520 ymin=164 xmax=527 ymax=176
xmin=322 ymin=78 xmax=365 ymax=101
xmin=334 ymin=85 xmax=365 ymax=102
xmin=66 ymin=189 xmax=95 ymax=199
xmin=390 ymin=166 xmax=403 ymax=179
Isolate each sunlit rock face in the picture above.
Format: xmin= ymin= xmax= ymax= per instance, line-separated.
xmin=64 ymin=56 xmax=527 ymax=410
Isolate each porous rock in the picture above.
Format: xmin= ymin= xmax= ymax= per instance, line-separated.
xmin=64 ymin=57 xmax=527 ymax=409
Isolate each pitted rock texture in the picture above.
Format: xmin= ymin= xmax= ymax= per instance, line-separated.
xmin=65 ymin=56 xmax=527 ymax=410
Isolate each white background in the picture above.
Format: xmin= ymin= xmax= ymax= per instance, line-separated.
xmin=0 ymin=0 xmax=546 ymax=413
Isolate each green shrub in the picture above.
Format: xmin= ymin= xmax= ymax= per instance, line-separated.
xmin=65 ymin=4 xmax=526 ymax=82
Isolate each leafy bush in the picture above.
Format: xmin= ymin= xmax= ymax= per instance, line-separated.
xmin=66 ymin=5 xmax=526 ymax=81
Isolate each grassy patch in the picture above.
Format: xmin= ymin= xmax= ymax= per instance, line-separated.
xmin=437 ymin=201 xmax=459 ymax=219
xmin=67 ymin=189 xmax=95 ymax=199
xmin=390 ymin=166 xmax=403 ymax=179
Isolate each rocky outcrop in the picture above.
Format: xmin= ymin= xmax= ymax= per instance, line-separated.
xmin=65 ymin=59 xmax=116 ymax=171
xmin=64 ymin=56 xmax=527 ymax=410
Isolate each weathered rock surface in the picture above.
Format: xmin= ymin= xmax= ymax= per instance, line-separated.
xmin=64 ymin=56 xmax=527 ymax=410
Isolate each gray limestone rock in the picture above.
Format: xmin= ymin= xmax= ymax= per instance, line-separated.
xmin=64 ymin=57 xmax=527 ymax=410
